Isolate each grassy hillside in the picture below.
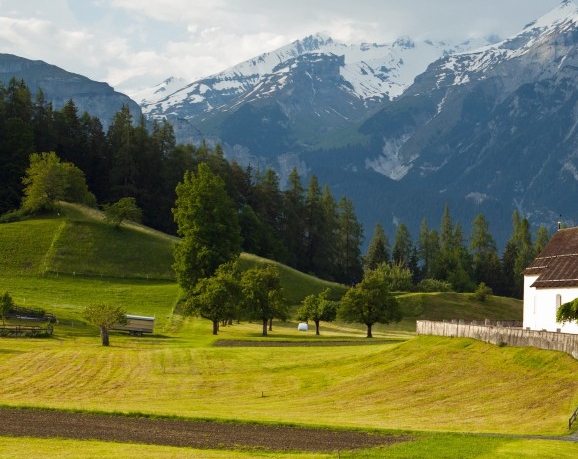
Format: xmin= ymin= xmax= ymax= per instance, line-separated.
xmin=0 ymin=203 xmax=522 ymax=330
xmin=399 ymin=291 xmax=522 ymax=322
xmin=0 ymin=205 xmax=576 ymax=458
xmin=0 ymin=331 xmax=577 ymax=437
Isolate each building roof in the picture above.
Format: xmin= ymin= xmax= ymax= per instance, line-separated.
xmin=524 ymin=227 xmax=578 ymax=288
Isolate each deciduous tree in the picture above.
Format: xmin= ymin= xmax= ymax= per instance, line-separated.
xmin=340 ymin=270 xmax=402 ymax=338
xmin=21 ymin=151 xmax=95 ymax=213
xmin=185 ymin=261 xmax=241 ymax=335
xmin=373 ymin=261 xmax=413 ymax=292
xmin=83 ymin=303 xmax=126 ymax=346
xmin=296 ymin=288 xmax=338 ymax=335
xmin=0 ymin=291 xmax=14 ymax=325
xmin=557 ymin=298 xmax=578 ymax=326
xmin=240 ymin=264 xmax=287 ymax=336
xmin=103 ymin=197 xmax=142 ymax=228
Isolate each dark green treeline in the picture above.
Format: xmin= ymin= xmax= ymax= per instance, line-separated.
xmin=0 ymin=78 xmax=549 ymax=295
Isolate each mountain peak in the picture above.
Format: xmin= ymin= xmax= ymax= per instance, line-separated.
xmin=299 ymin=33 xmax=334 ymax=45
xmin=523 ymin=0 xmax=578 ymax=32
xmin=136 ymin=32 xmax=492 ymax=116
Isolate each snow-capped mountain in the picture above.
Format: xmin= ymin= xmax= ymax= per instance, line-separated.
xmin=133 ymin=33 xmax=493 ymax=121
xmin=435 ymin=0 xmax=578 ymax=92
xmin=361 ymin=0 xmax=578 ymax=181
xmin=331 ymin=0 xmax=578 ymax=244
xmin=132 ymin=1 xmax=578 ymax=248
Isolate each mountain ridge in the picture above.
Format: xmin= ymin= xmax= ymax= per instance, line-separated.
xmin=0 ymin=53 xmax=141 ymax=128
xmin=133 ymin=33 xmax=494 ymax=119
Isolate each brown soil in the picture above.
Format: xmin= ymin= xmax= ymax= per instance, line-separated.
xmin=0 ymin=408 xmax=410 ymax=452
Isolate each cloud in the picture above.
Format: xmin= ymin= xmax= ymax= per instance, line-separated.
xmin=0 ymin=0 xmax=565 ymax=93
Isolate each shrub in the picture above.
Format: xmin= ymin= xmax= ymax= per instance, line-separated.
xmin=0 ymin=208 xmax=28 ymax=223
xmin=373 ymin=262 xmax=413 ymax=292
xmin=471 ymin=282 xmax=493 ymax=302
xmin=416 ymin=278 xmax=453 ymax=292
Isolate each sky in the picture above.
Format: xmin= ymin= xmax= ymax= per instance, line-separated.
xmin=0 ymin=0 xmax=565 ymax=95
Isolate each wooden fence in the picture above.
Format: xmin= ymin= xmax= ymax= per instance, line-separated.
xmin=0 ymin=324 xmax=53 ymax=337
xmin=416 ymin=320 xmax=578 ymax=359
xmin=569 ymin=406 xmax=578 ymax=430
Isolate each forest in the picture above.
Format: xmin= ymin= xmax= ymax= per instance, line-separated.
xmin=0 ymin=78 xmax=550 ymax=298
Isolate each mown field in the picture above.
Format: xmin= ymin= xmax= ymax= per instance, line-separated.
xmin=1 ymin=204 xmax=577 ymax=458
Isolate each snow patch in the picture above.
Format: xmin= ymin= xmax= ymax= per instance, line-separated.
xmin=365 ymin=135 xmax=414 ymax=180
xmin=465 ymin=192 xmax=491 ymax=204
xmin=562 ymin=161 xmax=578 ymax=181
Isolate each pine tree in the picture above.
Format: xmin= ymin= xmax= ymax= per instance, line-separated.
xmin=281 ymin=168 xmax=306 ymax=270
xmin=172 ymin=162 xmax=241 ymax=292
xmin=469 ymin=214 xmax=499 ymax=287
xmin=32 ymin=89 xmax=56 ymax=153
xmin=0 ymin=78 xmax=35 ymax=213
xmin=107 ymin=105 xmax=137 ymax=199
xmin=364 ymin=223 xmax=390 ymax=272
xmin=335 ymin=196 xmax=364 ymax=284
xmin=304 ymin=174 xmax=325 ymax=274
xmin=533 ymin=225 xmax=551 ymax=257
xmin=54 ymin=99 xmax=82 ymax=166
xmin=392 ymin=223 xmax=412 ymax=267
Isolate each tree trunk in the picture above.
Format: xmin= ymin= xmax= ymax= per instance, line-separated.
xmin=212 ymin=320 xmax=219 ymax=335
xmin=100 ymin=325 xmax=110 ymax=346
xmin=315 ymin=320 xmax=320 ymax=335
xmin=262 ymin=318 xmax=268 ymax=336
xmin=366 ymin=324 xmax=373 ymax=338
xmin=268 ymin=318 xmax=273 ymax=331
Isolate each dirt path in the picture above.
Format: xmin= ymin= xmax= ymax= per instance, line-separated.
xmin=0 ymin=408 xmax=409 ymax=452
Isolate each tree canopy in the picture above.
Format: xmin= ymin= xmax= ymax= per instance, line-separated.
xmin=557 ymin=299 xmax=578 ymax=325
xmin=240 ymin=264 xmax=287 ymax=336
xmin=0 ymin=79 xmax=553 ymax=297
xmin=103 ymin=197 xmax=142 ymax=228
xmin=340 ymin=270 xmax=402 ymax=338
xmin=185 ymin=261 xmax=241 ymax=335
xmin=296 ymin=288 xmax=338 ymax=335
xmin=0 ymin=291 xmax=14 ymax=325
xmin=21 ymin=151 xmax=95 ymax=213
xmin=83 ymin=303 xmax=126 ymax=346
xmin=172 ymin=162 xmax=242 ymax=291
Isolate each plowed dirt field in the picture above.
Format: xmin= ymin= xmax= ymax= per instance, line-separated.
xmin=0 ymin=408 xmax=409 ymax=452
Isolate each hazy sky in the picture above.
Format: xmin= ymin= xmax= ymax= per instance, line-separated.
xmin=0 ymin=0 xmax=564 ymax=94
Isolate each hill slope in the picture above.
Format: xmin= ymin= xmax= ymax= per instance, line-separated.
xmin=0 ymin=203 xmax=346 ymax=310
xmin=0 ymin=203 xmax=177 ymax=280
xmin=0 ymin=203 xmax=521 ymax=327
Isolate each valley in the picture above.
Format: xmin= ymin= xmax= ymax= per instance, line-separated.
xmin=0 ymin=203 xmax=577 ymax=457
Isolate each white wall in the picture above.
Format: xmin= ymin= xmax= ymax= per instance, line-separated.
xmin=523 ymin=275 xmax=578 ymax=334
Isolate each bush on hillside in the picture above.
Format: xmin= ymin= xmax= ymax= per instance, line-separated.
xmin=416 ymin=278 xmax=453 ymax=293
xmin=21 ymin=152 xmax=96 ymax=214
xmin=372 ymin=262 xmax=413 ymax=292
xmin=470 ymin=282 xmax=493 ymax=302
xmin=0 ymin=208 xmax=27 ymax=223
xmin=103 ymin=197 xmax=142 ymax=228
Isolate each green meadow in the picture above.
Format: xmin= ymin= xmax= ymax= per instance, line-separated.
xmin=1 ymin=203 xmax=577 ymax=458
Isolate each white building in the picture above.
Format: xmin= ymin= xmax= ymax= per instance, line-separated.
xmin=523 ymin=227 xmax=578 ymax=334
